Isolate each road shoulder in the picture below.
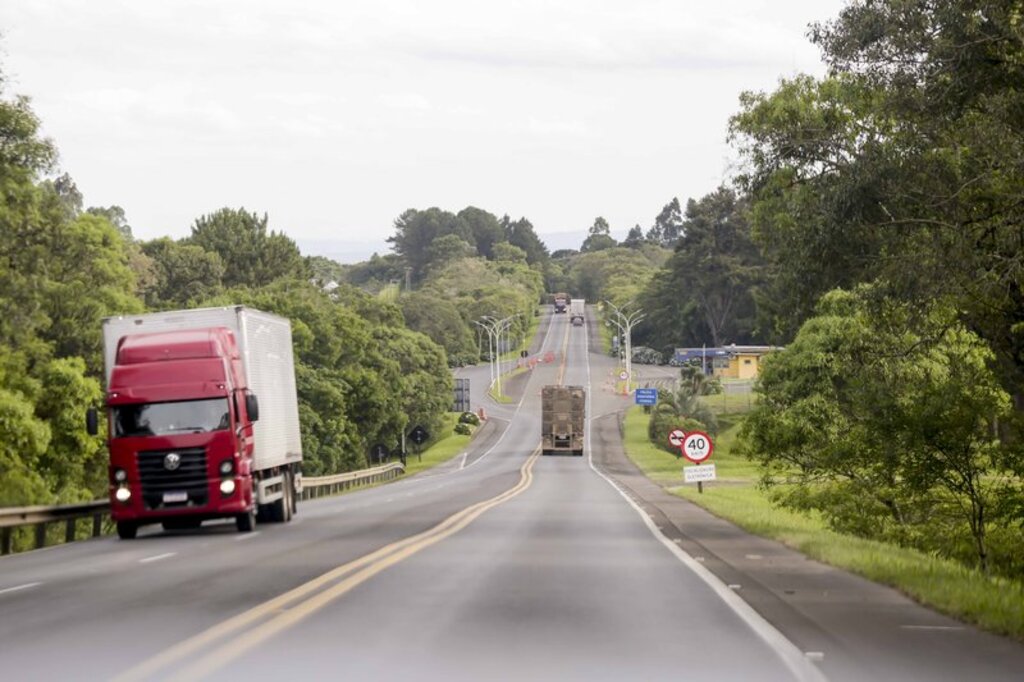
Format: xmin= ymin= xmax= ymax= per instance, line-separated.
xmin=591 ymin=410 xmax=1024 ymax=682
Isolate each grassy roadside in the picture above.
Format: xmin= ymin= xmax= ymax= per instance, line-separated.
xmin=401 ymin=413 xmax=474 ymax=476
xmin=621 ymin=405 xmax=1024 ymax=641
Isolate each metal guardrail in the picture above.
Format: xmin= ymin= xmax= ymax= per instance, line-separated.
xmin=300 ymin=462 xmax=405 ymax=500
xmin=0 ymin=461 xmax=406 ymax=555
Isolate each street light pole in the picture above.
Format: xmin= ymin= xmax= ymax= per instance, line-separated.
xmin=604 ymin=301 xmax=645 ymax=394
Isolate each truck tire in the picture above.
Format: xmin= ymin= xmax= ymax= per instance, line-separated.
xmin=116 ymin=522 xmax=137 ymax=540
xmin=289 ymin=471 xmax=298 ymax=517
xmin=269 ymin=476 xmax=291 ymax=523
xmin=236 ymin=507 xmax=256 ymax=532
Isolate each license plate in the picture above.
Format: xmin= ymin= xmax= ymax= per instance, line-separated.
xmin=163 ymin=491 xmax=188 ymax=504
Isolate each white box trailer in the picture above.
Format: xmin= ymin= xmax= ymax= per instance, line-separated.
xmin=102 ymin=306 xmax=303 ymax=474
xmin=570 ymin=298 xmax=586 ymax=326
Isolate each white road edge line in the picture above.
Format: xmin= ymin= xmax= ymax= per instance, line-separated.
xmin=0 ymin=582 xmax=42 ymax=596
xmin=581 ymin=316 xmax=828 ymax=682
xmin=139 ymin=552 xmax=176 ymax=564
xmin=234 ymin=532 xmax=260 ymax=541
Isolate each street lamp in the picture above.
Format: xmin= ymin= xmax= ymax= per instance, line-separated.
xmin=475 ymin=313 xmax=518 ymax=396
xmin=604 ymin=300 xmax=645 ymax=394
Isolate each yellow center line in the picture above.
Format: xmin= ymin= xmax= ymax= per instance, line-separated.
xmin=115 ymin=447 xmax=542 ymax=682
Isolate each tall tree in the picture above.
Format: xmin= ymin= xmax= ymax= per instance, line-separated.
xmin=189 ymin=208 xmax=307 ymax=288
xmin=503 ymin=215 xmax=549 ymax=265
xmin=731 ymin=0 xmax=1024 ymax=411
xmin=647 ymin=197 xmax=683 ymax=247
xmin=457 ymin=206 xmax=506 ymax=260
xmin=640 ymin=187 xmax=763 ymax=348
xmin=580 ymin=216 xmax=617 ymax=252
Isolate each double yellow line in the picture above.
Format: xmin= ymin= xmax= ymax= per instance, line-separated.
xmin=116 ymin=447 xmax=542 ymax=682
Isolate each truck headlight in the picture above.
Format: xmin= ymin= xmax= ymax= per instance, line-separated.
xmin=220 ymin=479 xmax=236 ymax=496
xmin=219 ymin=460 xmax=234 ymax=475
xmin=114 ymin=468 xmax=127 ymax=483
xmin=115 ymin=486 xmax=131 ymax=503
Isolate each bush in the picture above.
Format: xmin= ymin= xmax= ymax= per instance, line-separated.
xmin=631 ymin=346 xmax=663 ymax=365
xmin=458 ymin=411 xmax=480 ymax=426
xmin=453 ymin=422 xmax=473 ymax=436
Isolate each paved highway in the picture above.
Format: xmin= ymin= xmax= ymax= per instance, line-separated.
xmin=1 ymin=308 xmax=1022 ymax=681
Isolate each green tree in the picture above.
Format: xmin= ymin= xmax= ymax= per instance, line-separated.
xmin=189 ymin=208 xmax=308 ymax=288
xmin=646 ymin=198 xmax=683 ymax=247
xmin=580 ymin=216 xmax=617 ymax=252
xmin=458 ymin=206 xmax=506 ymax=260
xmin=141 ymin=237 xmax=225 ymax=308
xmin=622 ymin=224 xmax=645 ymax=249
xmin=400 ymin=292 xmax=477 ymax=366
xmin=503 ymin=215 xmax=549 ymax=266
xmin=741 ymin=288 xmax=1020 ymax=574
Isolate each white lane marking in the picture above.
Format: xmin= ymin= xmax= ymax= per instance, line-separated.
xmin=139 ymin=552 xmax=176 ymax=564
xmin=459 ymin=450 xmax=469 ymax=469
xmin=581 ymin=319 xmax=828 ymax=682
xmin=234 ymin=532 xmax=260 ymax=542
xmin=0 ymin=582 xmax=42 ymax=596
xmin=900 ymin=625 xmax=964 ymax=631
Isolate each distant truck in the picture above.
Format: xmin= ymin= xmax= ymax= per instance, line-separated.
xmin=88 ymin=306 xmax=303 ymax=538
xmin=552 ymin=292 xmax=569 ymax=314
xmin=570 ymin=298 xmax=585 ymax=326
xmin=541 ymin=385 xmax=585 ymax=456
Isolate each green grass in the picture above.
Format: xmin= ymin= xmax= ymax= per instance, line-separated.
xmin=402 ymin=413 xmax=474 ymax=476
xmin=621 ymin=405 xmax=1024 ymax=641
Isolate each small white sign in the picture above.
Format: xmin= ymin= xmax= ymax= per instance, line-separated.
xmin=684 ymin=464 xmax=716 ymax=483
xmin=619 ymin=370 xmax=629 ymax=380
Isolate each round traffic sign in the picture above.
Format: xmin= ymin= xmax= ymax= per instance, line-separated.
xmin=668 ymin=429 xmax=686 ymax=448
xmin=618 ymin=370 xmax=628 ymax=381
xmin=682 ymin=431 xmax=713 ymax=463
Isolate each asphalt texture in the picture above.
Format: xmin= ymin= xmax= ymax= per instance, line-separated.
xmin=0 ymin=307 xmax=1022 ymax=681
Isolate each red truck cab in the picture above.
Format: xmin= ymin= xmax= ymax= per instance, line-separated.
xmin=102 ymin=328 xmax=258 ymax=538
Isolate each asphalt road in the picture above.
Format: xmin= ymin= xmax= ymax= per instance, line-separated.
xmin=1 ymin=308 xmax=1021 ymax=681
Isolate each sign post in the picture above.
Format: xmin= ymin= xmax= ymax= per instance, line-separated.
xmin=681 ymin=431 xmax=714 ymax=493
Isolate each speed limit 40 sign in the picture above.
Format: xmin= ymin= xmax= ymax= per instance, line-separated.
xmin=682 ymin=431 xmax=713 ymax=463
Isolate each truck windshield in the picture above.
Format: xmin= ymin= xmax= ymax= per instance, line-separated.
xmin=113 ymin=398 xmax=230 ymax=437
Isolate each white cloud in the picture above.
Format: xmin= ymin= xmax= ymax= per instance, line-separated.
xmin=0 ymin=0 xmax=846 ymax=250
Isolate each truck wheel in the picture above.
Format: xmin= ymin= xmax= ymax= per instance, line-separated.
xmin=116 ymin=522 xmax=137 ymax=540
xmin=269 ymin=482 xmax=289 ymax=523
xmin=236 ymin=507 xmax=256 ymax=532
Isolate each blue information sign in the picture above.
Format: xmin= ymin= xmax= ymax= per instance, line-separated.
xmin=635 ymin=388 xmax=658 ymax=406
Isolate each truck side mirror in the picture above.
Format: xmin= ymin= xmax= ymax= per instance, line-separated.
xmin=86 ymin=408 xmax=99 ymax=436
xmin=245 ymin=393 xmax=260 ymax=423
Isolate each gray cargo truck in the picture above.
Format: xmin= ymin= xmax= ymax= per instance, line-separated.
xmin=541 ymin=385 xmax=585 ymax=456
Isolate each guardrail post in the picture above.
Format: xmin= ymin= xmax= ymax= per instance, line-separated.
xmin=1 ymin=527 xmax=11 ymax=555
xmin=92 ymin=513 xmax=102 ymax=538
xmin=35 ymin=522 xmax=46 ymax=550
xmin=65 ymin=518 xmax=76 ymax=544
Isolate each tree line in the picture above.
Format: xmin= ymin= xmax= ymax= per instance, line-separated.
xmin=0 ymin=72 xmax=453 ymax=506
xmin=589 ymin=1 xmax=1023 ymax=580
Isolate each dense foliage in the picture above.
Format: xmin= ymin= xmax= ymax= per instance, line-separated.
xmin=0 ymin=73 xmax=453 ymax=503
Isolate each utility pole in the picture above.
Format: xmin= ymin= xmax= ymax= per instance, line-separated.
xmin=604 ymin=301 xmax=645 ymax=394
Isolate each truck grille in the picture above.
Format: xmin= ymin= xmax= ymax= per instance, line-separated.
xmin=137 ymin=447 xmax=208 ymax=509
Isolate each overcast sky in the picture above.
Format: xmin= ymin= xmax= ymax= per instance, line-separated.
xmin=1 ymin=0 xmax=845 ymax=260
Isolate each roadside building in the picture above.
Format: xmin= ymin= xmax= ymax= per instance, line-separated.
xmin=672 ymin=345 xmax=778 ymax=379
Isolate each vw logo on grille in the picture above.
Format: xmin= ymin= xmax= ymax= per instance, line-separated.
xmin=163 ymin=453 xmax=182 ymax=471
